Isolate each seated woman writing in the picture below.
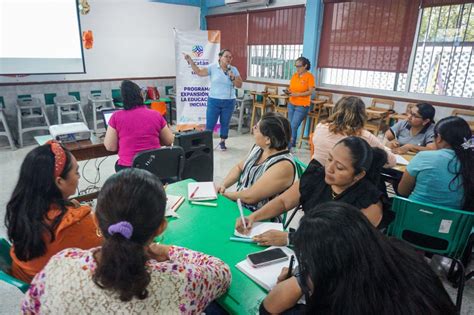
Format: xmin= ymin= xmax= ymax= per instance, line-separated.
xmin=22 ymin=169 xmax=231 ymax=313
xmin=398 ymin=116 xmax=473 ymax=211
xmin=312 ymin=96 xmax=396 ymax=167
xmin=5 ymin=142 xmax=102 ymax=283
xmin=384 ymin=102 xmax=436 ymax=154
xmin=235 ymin=136 xmax=387 ymax=246
xmin=104 ymin=80 xmax=174 ymax=172
xmin=217 ymin=113 xmax=296 ymax=212
xmin=259 ymin=202 xmax=456 ymax=315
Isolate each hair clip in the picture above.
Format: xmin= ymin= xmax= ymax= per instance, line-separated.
xmin=461 ymin=137 xmax=474 ymax=150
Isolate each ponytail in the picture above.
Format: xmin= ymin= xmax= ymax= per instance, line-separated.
xmin=435 ymin=116 xmax=474 ymax=211
xmin=93 ymin=234 xmax=150 ymax=301
xmin=337 ymin=136 xmax=387 ymax=187
xmin=93 ymin=169 xmax=167 ymax=301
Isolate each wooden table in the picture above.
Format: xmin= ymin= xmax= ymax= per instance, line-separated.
xmin=392 ymin=153 xmax=414 ymax=172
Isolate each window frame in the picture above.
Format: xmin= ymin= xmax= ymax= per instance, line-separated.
xmin=318 ymin=3 xmax=473 ymax=105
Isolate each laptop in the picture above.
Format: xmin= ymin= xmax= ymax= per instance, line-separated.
xmin=101 ymin=108 xmax=121 ymax=129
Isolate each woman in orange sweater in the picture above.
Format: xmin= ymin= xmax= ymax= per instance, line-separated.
xmin=5 ymin=141 xmax=102 ymax=283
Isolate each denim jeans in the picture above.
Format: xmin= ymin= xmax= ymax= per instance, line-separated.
xmin=287 ymin=103 xmax=310 ymax=148
xmin=206 ymin=97 xmax=236 ymax=139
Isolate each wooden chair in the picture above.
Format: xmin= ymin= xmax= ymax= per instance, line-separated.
xmin=366 ymin=98 xmax=394 ymax=135
xmin=452 ymin=109 xmax=474 ymax=132
xmin=298 ymin=92 xmax=333 ymax=148
xmin=250 ymin=85 xmax=277 ymax=130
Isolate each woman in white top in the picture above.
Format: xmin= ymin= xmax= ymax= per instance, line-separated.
xmin=312 ymin=96 xmax=396 ymax=167
xmin=217 ymin=113 xmax=296 ymax=212
xmin=22 ymin=169 xmax=231 ymax=314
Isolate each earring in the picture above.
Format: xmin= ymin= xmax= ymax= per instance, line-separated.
xmin=96 ymin=228 xmax=103 ymax=238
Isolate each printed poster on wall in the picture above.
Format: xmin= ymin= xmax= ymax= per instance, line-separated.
xmin=175 ymin=29 xmax=220 ymax=131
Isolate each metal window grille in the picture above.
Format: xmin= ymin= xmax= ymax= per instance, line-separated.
xmin=321 ymin=3 xmax=473 ymax=99
xmin=248 ymin=44 xmax=303 ymax=81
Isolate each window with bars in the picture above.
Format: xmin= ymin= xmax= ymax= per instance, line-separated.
xmin=321 ymin=2 xmax=473 ymax=99
xmin=248 ymin=44 xmax=303 ymax=81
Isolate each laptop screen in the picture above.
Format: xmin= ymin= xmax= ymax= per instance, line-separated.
xmin=101 ymin=109 xmax=120 ymax=129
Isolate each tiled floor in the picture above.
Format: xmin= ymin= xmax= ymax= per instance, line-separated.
xmin=0 ymin=130 xmax=473 ymax=314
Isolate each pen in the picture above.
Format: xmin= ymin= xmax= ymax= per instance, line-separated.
xmin=287 ymin=255 xmax=295 ymax=279
xmin=190 ymin=201 xmax=217 ymax=207
xmin=190 ymin=186 xmax=199 ymax=199
xmin=237 ymin=199 xmax=247 ymax=230
xmin=229 ymin=237 xmax=254 ymax=243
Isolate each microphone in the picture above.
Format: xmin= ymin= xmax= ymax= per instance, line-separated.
xmin=225 ymin=64 xmax=231 ymax=76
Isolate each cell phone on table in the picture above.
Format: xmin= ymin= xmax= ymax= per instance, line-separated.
xmin=247 ymin=248 xmax=288 ymax=268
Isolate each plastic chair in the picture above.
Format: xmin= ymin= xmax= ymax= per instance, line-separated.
xmin=16 ymin=97 xmax=51 ymax=147
xmin=0 ymin=109 xmax=15 ymax=150
xmin=234 ymin=90 xmax=252 ymax=134
xmin=132 ymin=146 xmax=185 ymax=182
xmin=0 ymin=238 xmax=29 ymax=293
xmin=88 ymin=92 xmax=113 ymax=133
xmin=54 ymin=95 xmax=87 ymax=124
xmin=282 ymin=157 xmax=308 ymax=228
xmin=388 ymin=196 xmax=474 ymax=313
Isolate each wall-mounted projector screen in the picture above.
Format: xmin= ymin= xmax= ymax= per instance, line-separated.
xmin=0 ymin=0 xmax=85 ymax=75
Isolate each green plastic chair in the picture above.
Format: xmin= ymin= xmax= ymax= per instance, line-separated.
xmin=293 ymin=156 xmax=308 ymax=179
xmin=0 ymin=238 xmax=29 ymax=293
xmin=111 ymin=89 xmax=123 ymax=108
xmin=282 ymin=157 xmax=308 ymax=229
xmin=388 ymin=196 xmax=474 ymax=313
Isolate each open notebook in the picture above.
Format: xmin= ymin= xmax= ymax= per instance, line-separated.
xmin=236 ymin=246 xmax=297 ymax=291
xmin=187 ymin=182 xmax=217 ymax=201
xmin=234 ymin=222 xmax=284 ymax=239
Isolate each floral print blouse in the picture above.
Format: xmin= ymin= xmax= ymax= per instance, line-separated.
xmin=22 ymin=246 xmax=231 ymax=314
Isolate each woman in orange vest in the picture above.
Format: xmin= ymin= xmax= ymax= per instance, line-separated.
xmin=287 ymin=57 xmax=315 ymax=150
xmin=5 ymin=142 xmax=102 ymax=283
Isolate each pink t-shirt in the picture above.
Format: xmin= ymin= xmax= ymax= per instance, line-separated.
xmin=109 ymin=106 xmax=167 ymax=166
xmin=312 ymin=123 xmax=397 ymax=167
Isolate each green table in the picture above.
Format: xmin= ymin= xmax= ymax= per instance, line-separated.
xmin=161 ymin=179 xmax=267 ymax=314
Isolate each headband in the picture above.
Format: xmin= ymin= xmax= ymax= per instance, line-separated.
xmin=46 ymin=140 xmax=67 ymax=178
xmin=108 ymin=221 xmax=133 ymax=239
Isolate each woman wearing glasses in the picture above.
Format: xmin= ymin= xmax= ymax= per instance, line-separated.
xmin=184 ymin=49 xmax=243 ymax=151
xmin=384 ymin=102 xmax=436 ymax=154
xmin=286 ymin=57 xmax=315 ymax=150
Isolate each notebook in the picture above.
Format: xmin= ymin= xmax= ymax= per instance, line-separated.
xmin=187 ymin=182 xmax=217 ymax=201
xmin=234 ymin=222 xmax=284 ymax=239
xmin=165 ymin=195 xmax=185 ymax=218
xmin=395 ymin=154 xmax=409 ymax=165
xmin=236 ymin=246 xmax=297 ymax=291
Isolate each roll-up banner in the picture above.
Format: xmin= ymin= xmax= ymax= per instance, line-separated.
xmin=175 ymin=30 xmax=220 ymax=131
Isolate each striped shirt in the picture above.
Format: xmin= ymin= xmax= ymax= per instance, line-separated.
xmin=237 ymin=146 xmax=296 ymax=212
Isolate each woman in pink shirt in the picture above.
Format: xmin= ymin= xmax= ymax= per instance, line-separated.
xmin=312 ymin=96 xmax=396 ymax=168
xmin=104 ymin=80 xmax=174 ymax=171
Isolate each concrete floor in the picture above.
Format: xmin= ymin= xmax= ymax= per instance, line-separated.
xmin=0 ymin=130 xmax=473 ymax=314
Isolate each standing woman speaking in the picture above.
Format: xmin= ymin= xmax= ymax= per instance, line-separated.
xmin=184 ymin=49 xmax=243 ymax=151
xmin=287 ymin=57 xmax=315 ymax=150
